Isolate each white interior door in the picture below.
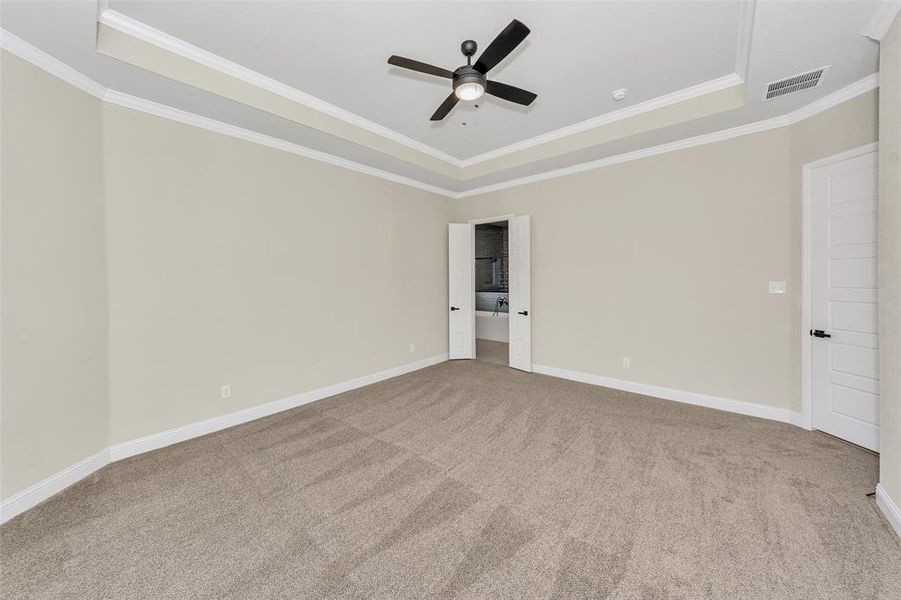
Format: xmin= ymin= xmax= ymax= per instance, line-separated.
xmin=509 ymin=215 xmax=532 ymax=371
xmin=448 ymin=223 xmax=475 ymax=359
xmin=810 ymin=149 xmax=879 ymax=451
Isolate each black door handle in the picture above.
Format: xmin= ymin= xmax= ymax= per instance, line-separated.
xmin=809 ymin=329 xmax=831 ymax=338
xmin=450 ymin=306 xmax=460 ymax=311
xmin=517 ymin=310 xmax=528 ymax=316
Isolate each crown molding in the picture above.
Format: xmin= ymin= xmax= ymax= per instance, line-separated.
xmin=0 ymin=29 xmax=107 ymax=99
xmin=864 ymin=0 xmax=901 ymax=42
xmin=456 ymin=73 xmax=744 ymax=168
xmin=454 ymin=115 xmax=788 ymax=198
xmin=102 ymin=90 xmax=458 ymax=197
xmin=97 ymin=8 xmax=463 ymax=167
xmin=1 ymin=28 xmax=880 ymax=201
xmin=784 ymin=72 xmax=878 ymax=125
xmin=0 ymin=28 xmax=457 ymax=198
xmin=97 ymin=6 xmax=756 ymax=172
xmin=454 ymin=73 xmax=879 ymax=199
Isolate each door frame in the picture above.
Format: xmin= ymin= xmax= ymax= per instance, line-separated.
xmin=800 ymin=142 xmax=878 ymax=432
xmin=468 ymin=214 xmax=516 ymax=225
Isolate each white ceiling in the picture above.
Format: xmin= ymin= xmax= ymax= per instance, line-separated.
xmin=0 ymin=1 xmax=885 ymax=194
xmin=107 ymin=0 xmax=743 ymax=160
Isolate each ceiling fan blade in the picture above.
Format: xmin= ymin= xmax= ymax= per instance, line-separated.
xmin=486 ymin=80 xmax=537 ymax=106
xmin=430 ymin=92 xmax=460 ymax=121
xmin=474 ymin=19 xmax=530 ymax=74
xmin=387 ymin=55 xmax=454 ymax=79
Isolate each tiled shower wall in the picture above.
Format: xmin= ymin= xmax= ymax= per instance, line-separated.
xmin=475 ymin=223 xmax=508 ymax=312
xmin=476 ymin=291 xmax=509 ymax=312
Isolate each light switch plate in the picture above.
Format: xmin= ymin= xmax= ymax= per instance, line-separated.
xmin=768 ymin=281 xmax=787 ymax=294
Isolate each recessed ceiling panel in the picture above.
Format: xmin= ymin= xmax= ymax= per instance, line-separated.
xmin=109 ymin=0 xmax=742 ymax=159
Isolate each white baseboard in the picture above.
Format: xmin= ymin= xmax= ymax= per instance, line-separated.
xmin=532 ymin=364 xmax=803 ymax=425
xmin=788 ymin=411 xmax=807 ymax=429
xmin=0 ymin=449 xmax=110 ymax=524
xmin=876 ymin=483 xmax=901 ymax=537
xmin=109 ymin=353 xmax=447 ymax=460
xmin=1 ymin=353 xmax=447 ymax=524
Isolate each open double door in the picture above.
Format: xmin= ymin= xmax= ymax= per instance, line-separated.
xmin=448 ymin=215 xmax=531 ymax=372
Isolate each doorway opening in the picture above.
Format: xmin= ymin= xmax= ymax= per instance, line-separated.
xmin=448 ymin=214 xmax=530 ymax=370
xmin=474 ymin=220 xmax=509 ymax=365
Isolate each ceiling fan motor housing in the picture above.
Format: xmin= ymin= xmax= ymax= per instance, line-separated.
xmin=453 ymin=66 xmax=487 ymax=90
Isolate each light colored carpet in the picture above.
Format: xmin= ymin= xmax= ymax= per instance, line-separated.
xmin=476 ymin=339 xmax=508 ymax=365
xmin=2 ymin=359 xmax=900 ymax=599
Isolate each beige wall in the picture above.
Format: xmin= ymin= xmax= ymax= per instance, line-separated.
xmin=1 ymin=53 xmax=108 ymax=499
xmin=1 ymin=51 xmax=451 ymax=501
xmin=102 ymin=105 xmax=451 ymax=444
xmin=878 ymin=14 xmax=901 ymax=505
xmin=457 ymin=129 xmax=798 ymax=409
xmin=456 ymin=91 xmax=878 ymax=413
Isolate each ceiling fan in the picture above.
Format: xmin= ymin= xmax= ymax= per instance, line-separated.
xmin=387 ymin=19 xmax=537 ymax=121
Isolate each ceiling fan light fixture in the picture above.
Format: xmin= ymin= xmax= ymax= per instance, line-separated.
xmin=455 ymin=81 xmax=485 ymax=101
xmin=453 ymin=68 xmax=487 ymax=101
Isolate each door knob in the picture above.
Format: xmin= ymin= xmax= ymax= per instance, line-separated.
xmin=450 ymin=306 xmax=460 ymax=311
xmin=517 ymin=310 xmax=529 ymax=316
xmin=809 ymin=329 xmax=831 ymax=338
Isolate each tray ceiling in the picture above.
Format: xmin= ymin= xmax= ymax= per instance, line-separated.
xmin=0 ymin=1 xmax=885 ymax=194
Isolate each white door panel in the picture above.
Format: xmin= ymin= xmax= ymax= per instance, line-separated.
xmin=448 ymin=223 xmax=475 ymax=360
xmin=810 ymin=149 xmax=879 ymax=450
xmin=508 ymin=215 xmax=531 ymax=372
xmin=830 ymin=385 xmax=879 ymax=424
xmin=830 ymin=303 xmax=877 ymax=334
xmin=829 ymin=212 xmax=876 ymax=246
xmin=829 ymin=258 xmax=877 ymax=289
xmin=831 ymin=344 xmax=878 ymax=379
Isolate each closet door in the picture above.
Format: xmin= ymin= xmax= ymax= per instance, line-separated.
xmin=509 ymin=215 xmax=531 ymax=371
xmin=448 ymin=223 xmax=475 ymax=359
xmin=809 ymin=149 xmax=879 ymax=450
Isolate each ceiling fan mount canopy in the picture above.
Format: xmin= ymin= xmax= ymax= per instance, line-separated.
xmin=387 ymin=19 xmax=538 ymax=121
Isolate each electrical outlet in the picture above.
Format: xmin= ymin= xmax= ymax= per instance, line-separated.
xmin=409 ymin=343 xmax=416 ymax=353
xmin=622 ymin=357 xmax=631 ymax=368
xmin=220 ymin=384 xmax=231 ymax=399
